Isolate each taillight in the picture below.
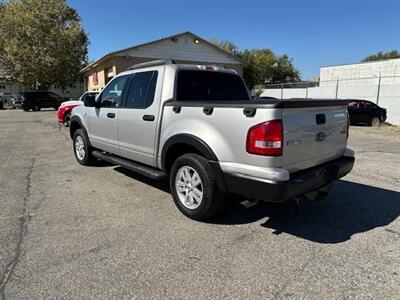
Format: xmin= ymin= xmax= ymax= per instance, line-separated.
xmin=246 ymin=120 xmax=283 ymax=156
xmin=21 ymin=96 xmax=26 ymax=103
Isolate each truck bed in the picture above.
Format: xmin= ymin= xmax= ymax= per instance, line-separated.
xmin=160 ymin=99 xmax=349 ymax=176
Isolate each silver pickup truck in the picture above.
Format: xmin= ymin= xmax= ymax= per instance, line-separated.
xmin=70 ymin=60 xmax=355 ymax=220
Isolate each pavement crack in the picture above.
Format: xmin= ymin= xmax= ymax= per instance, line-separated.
xmin=0 ymin=158 xmax=35 ymax=300
xmin=385 ymin=228 xmax=400 ymax=237
xmin=272 ymin=250 xmax=317 ymax=299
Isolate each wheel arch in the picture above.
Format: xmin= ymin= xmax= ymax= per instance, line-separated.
xmin=69 ymin=115 xmax=85 ymax=139
xmin=161 ymin=134 xmax=226 ymax=192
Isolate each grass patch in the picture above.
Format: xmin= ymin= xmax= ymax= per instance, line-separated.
xmin=373 ymin=123 xmax=400 ymax=132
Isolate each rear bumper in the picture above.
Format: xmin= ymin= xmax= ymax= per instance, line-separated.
xmin=223 ymin=156 xmax=355 ymax=203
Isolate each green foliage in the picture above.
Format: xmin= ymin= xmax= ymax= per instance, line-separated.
xmin=210 ymin=38 xmax=239 ymax=55
xmin=0 ymin=0 xmax=88 ymax=90
xmin=362 ymin=50 xmax=400 ymax=62
xmin=252 ymin=85 xmax=265 ymax=97
xmin=210 ymin=39 xmax=300 ymax=88
xmin=241 ymin=49 xmax=300 ymax=88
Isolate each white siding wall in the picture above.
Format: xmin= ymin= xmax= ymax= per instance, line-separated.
xmin=119 ymin=33 xmax=240 ymax=64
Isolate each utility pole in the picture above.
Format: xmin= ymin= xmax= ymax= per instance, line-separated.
xmin=335 ymin=78 xmax=339 ymax=99
xmin=376 ymin=69 xmax=382 ymax=105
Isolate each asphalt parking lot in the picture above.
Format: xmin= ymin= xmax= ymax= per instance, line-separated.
xmin=0 ymin=109 xmax=399 ymax=299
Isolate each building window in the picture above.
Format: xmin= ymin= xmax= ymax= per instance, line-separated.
xmin=92 ymin=72 xmax=98 ymax=85
xmin=105 ymin=67 xmax=114 ymax=85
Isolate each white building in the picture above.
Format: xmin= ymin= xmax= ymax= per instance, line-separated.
xmin=261 ymin=58 xmax=400 ymax=125
xmin=320 ymin=58 xmax=400 ymax=82
xmin=80 ymin=32 xmax=245 ymax=91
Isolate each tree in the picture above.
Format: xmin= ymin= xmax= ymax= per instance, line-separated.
xmin=241 ymin=49 xmax=300 ymax=88
xmin=210 ymin=38 xmax=300 ymax=88
xmin=0 ymin=0 xmax=89 ymax=90
xmin=362 ymin=50 xmax=400 ymax=62
xmin=210 ymin=38 xmax=239 ymax=55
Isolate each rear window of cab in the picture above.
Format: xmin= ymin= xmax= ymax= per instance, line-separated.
xmin=176 ymin=70 xmax=250 ymax=101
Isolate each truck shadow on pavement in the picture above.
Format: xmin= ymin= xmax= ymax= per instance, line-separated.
xmin=112 ymin=166 xmax=400 ymax=244
xmin=113 ymin=167 xmax=171 ymax=193
xmin=213 ymin=180 xmax=400 ymax=244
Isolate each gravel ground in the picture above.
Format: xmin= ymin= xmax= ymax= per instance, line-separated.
xmin=0 ymin=110 xmax=399 ymax=299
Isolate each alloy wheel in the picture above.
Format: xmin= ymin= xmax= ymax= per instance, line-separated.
xmin=75 ymin=135 xmax=85 ymax=161
xmin=175 ymin=166 xmax=203 ymax=210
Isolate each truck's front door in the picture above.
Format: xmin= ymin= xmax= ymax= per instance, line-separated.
xmin=87 ymin=75 xmax=129 ymax=155
xmin=117 ymin=69 xmax=162 ymax=166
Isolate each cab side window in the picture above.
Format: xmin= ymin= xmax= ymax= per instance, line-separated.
xmin=124 ymin=71 xmax=158 ymax=109
xmin=360 ymin=101 xmax=374 ymax=108
xmin=348 ymin=101 xmax=358 ymax=108
xmin=100 ymin=75 xmax=129 ymax=107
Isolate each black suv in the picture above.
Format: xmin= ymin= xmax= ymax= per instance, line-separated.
xmin=17 ymin=91 xmax=65 ymax=111
xmin=347 ymin=99 xmax=387 ymax=126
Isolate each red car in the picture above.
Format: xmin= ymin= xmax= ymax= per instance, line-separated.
xmin=57 ymin=91 xmax=98 ymax=126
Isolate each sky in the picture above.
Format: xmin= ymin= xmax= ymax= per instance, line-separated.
xmin=68 ymin=0 xmax=400 ymax=80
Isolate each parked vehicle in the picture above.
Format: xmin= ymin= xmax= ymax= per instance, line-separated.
xmin=17 ymin=91 xmax=67 ymax=111
xmin=69 ymin=60 xmax=354 ymax=220
xmin=347 ymin=99 xmax=387 ymax=126
xmin=57 ymin=91 xmax=99 ymax=127
xmin=12 ymin=96 xmax=22 ymax=109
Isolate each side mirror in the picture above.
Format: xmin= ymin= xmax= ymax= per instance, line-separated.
xmin=84 ymin=95 xmax=96 ymax=107
xmin=94 ymin=98 xmax=101 ymax=108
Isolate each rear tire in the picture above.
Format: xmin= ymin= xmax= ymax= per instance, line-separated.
xmin=170 ymin=153 xmax=225 ymax=220
xmin=22 ymin=107 xmax=29 ymax=112
xmin=370 ymin=117 xmax=381 ymax=126
xmin=73 ymin=129 xmax=94 ymax=165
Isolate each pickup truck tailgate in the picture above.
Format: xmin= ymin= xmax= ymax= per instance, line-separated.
xmin=282 ymin=105 xmax=348 ymax=172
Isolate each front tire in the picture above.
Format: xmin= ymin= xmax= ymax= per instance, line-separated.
xmin=73 ymin=129 xmax=94 ymax=165
xmin=170 ymin=153 xmax=225 ymax=220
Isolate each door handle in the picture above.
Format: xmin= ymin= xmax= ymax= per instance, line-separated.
xmin=107 ymin=112 xmax=115 ymax=118
xmin=143 ymin=115 xmax=155 ymax=121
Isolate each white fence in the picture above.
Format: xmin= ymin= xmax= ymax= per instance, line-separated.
xmin=261 ymin=76 xmax=400 ymax=125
